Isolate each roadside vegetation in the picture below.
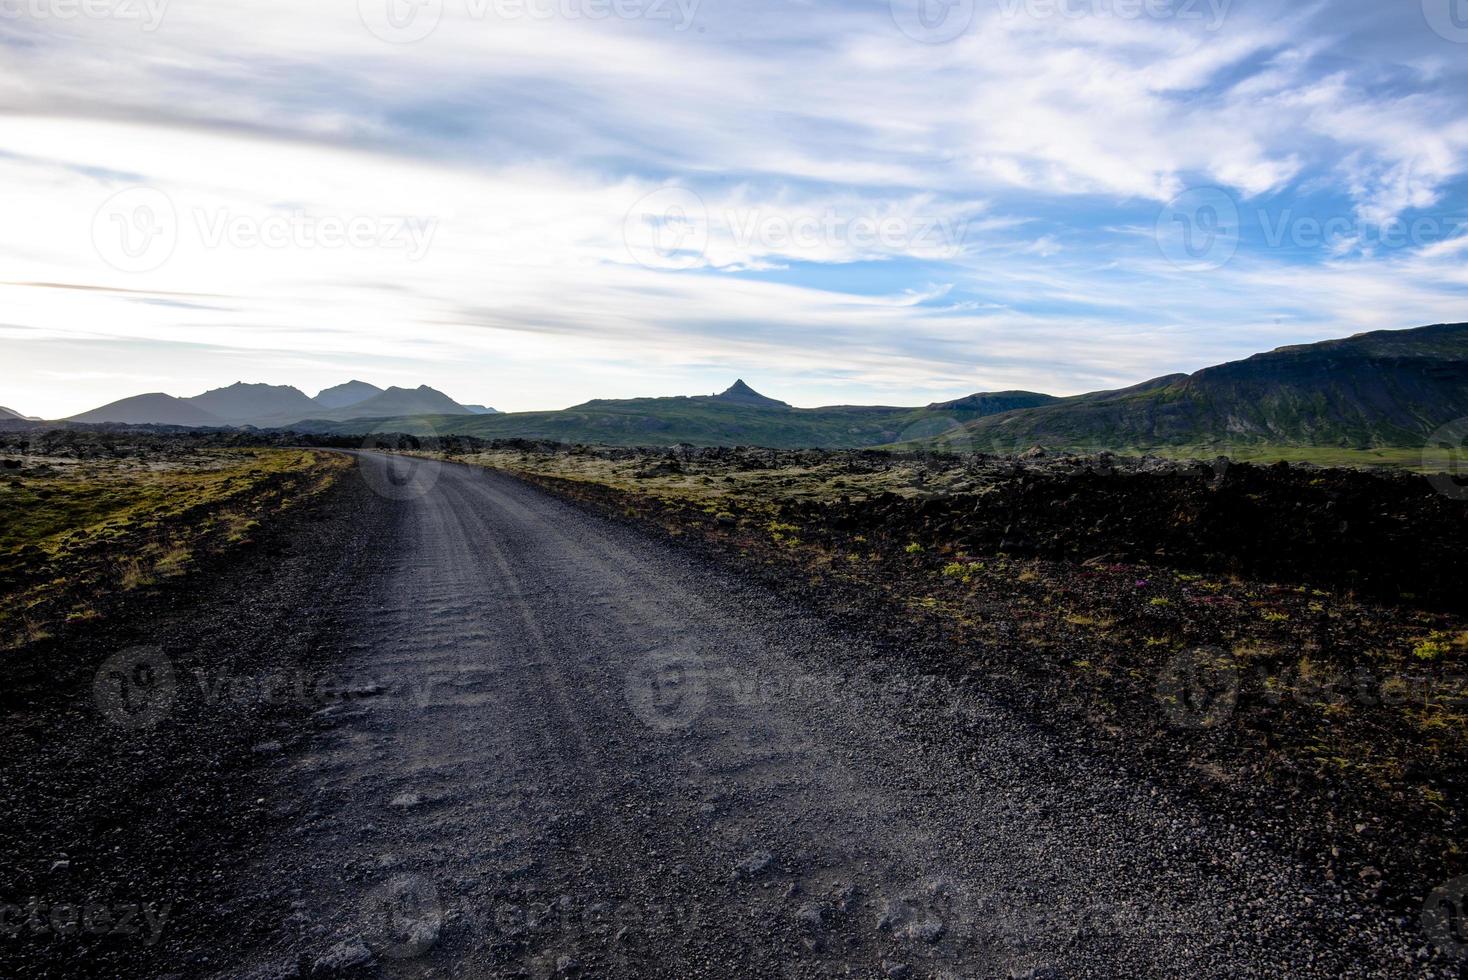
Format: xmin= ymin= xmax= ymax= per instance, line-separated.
xmin=453 ymin=441 xmax=1468 ymax=911
xmin=0 ymin=435 xmax=347 ymax=648
xmin=1066 ymin=443 xmax=1438 ymax=471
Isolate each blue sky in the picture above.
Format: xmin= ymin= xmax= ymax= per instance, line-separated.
xmin=2 ymin=0 xmax=1467 ymax=416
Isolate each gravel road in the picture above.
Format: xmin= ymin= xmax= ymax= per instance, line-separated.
xmin=192 ymin=452 xmax=1438 ymax=979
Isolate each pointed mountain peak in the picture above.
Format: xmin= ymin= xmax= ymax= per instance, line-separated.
xmin=714 ymin=379 xmax=788 ymax=407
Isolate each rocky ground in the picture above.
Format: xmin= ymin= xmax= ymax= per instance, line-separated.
xmin=2 ymin=442 xmax=1465 ymax=977
xmin=0 ymin=455 xmax=384 ymax=977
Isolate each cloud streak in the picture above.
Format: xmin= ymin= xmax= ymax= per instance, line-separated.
xmin=0 ymin=0 xmax=1465 ymax=418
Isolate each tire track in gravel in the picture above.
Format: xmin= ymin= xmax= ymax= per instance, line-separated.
xmin=226 ymin=453 xmax=1443 ymax=979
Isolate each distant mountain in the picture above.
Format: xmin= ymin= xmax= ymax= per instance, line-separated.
xmin=463 ymin=405 xmax=500 ymax=415
xmin=303 ymin=380 xmax=1050 ymax=448
xmin=709 ymin=379 xmax=789 ymax=408
xmin=0 ymin=406 xmax=35 ymax=421
xmin=68 ymin=393 xmax=225 ymax=426
xmin=66 ymin=381 xmax=480 ymax=428
xmin=240 ymin=383 xmax=479 ymax=426
xmin=340 ymin=385 xmax=473 ymax=419
xmin=187 ymin=382 xmax=318 ymax=425
xmin=947 ymin=322 xmax=1468 ymax=453
xmin=314 ymin=380 xmax=384 ymax=410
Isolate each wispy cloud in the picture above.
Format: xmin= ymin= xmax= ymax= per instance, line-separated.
xmin=1 ymin=0 xmax=1465 ymax=418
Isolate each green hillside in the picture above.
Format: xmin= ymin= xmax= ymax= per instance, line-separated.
xmin=948 ymin=322 xmax=1468 ymax=456
xmin=305 ymin=382 xmax=1058 ymax=448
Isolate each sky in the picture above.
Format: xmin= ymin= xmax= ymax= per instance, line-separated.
xmin=2 ymin=0 xmax=1467 ymax=418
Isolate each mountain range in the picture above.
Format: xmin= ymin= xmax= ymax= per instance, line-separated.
xmin=65 ymin=381 xmax=498 ymax=428
xmin=24 ymin=322 xmax=1468 ymax=459
xmin=302 ymin=380 xmax=1060 ymax=448
xmin=297 ymin=322 xmax=1468 ymax=454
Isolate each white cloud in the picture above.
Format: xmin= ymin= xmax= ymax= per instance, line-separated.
xmin=0 ymin=0 xmax=1465 ymax=419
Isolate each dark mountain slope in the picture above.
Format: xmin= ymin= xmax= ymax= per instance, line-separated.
xmin=68 ymin=394 xmax=226 ymax=427
xmin=957 ymin=323 xmax=1468 ymax=452
xmin=187 ymin=383 xmax=319 ymax=424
